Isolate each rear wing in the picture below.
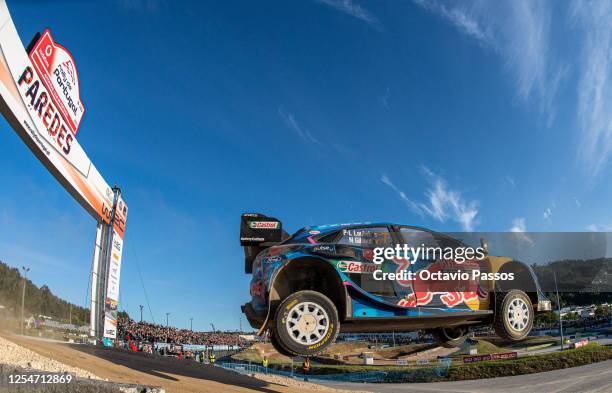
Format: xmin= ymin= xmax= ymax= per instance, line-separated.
xmin=240 ymin=213 xmax=285 ymax=273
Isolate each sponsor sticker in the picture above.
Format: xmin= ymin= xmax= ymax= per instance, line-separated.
xmin=312 ymin=244 xmax=335 ymax=253
xmin=248 ymin=221 xmax=279 ymax=229
xmin=336 ymin=261 xmax=378 ymax=273
xmin=263 ymin=255 xmax=282 ymax=263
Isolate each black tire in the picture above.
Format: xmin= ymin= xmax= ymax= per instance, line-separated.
xmin=430 ymin=327 xmax=468 ymax=348
xmin=493 ymin=290 xmax=534 ymax=341
xmin=268 ymin=329 xmax=295 ymax=358
xmin=274 ymin=290 xmax=339 ymax=357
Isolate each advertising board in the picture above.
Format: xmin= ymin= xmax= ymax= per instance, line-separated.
xmin=463 ymin=351 xmax=518 ymax=364
xmin=103 ymin=193 xmax=128 ymax=339
xmin=28 ymin=29 xmax=85 ymax=136
xmin=0 ymin=0 xmax=128 ymax=340
xmin=0 ymin=0 xmax=114 ymax=224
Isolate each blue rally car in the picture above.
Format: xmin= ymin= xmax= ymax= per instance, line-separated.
xmin=240 ymin=213 xmax=551 ymax=357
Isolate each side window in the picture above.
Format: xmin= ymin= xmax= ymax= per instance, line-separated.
xmin=337 ymin=227 xmax=393 ymax=247
xmin=400 ymin=227 xmax=439 ymax=248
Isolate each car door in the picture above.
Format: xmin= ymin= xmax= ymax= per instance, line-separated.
xmin=399 ymin=227 xmax=481 ymax=311
xmin=334 ymin=226 xmax=400 ymax=301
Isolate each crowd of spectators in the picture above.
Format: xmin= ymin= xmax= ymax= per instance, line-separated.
xmin=117 ymin=317 xmax=248 ymax=347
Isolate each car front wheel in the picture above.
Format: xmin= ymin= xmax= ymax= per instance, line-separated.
xmin=268 ymin=329 xmax=295 ymax=358
xmin=493 ymin=289 xmax=534 ymax=341
xmin=274 ymin=290 xmax=339 ymax=357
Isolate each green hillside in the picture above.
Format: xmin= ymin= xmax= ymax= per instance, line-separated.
xmin=0 ymin=260 xmax=89 ymax=325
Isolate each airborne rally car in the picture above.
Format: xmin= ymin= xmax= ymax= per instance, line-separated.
xmin=240 ymin=213 xmax=551 ymax=357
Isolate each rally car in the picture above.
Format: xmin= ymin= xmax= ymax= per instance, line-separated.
xmin=240 ymin=213 xmax=551 ymax=357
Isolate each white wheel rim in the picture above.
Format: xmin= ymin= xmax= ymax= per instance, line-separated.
xmin=285 ymin=301 xmax=329 ymax=345
xmin=507 ymin=298 xmax=530 ymax=331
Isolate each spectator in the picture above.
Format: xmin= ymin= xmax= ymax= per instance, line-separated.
xmin=116 ymin=317 xmax=249 ymax=347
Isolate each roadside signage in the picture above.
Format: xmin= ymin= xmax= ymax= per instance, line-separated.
xmin=0 ymin=0 xmax=128 ymax=341
xmin=103 ymin=194 xmax=128 ymax=339
xmin=0 ymin=1 xmax=116 ymax=224
xmin=463 ymin=351 xmax=518 ymax=364
xmin=28 ymin=29 xmax=85 ymax=136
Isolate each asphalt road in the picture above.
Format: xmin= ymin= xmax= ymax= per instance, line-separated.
xmin=320 ymin=359 xmax=612 ymax=393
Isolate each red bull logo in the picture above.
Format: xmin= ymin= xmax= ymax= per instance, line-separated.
xmin=395 ymin=259 xmax=488 ymax=308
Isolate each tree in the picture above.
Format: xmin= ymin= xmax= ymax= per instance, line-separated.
xmin=117 ymin=310 xmax=130 ymax=321
xmin=595 ymin=305 xmax=610 ymax=318
xmin=0 ymin=260 xmax=89 ymax=325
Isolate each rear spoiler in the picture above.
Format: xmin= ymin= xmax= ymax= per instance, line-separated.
xmin=240 ymin=213 xmax=287 ymax=273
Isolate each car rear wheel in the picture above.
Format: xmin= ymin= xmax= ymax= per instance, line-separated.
xmin=493 ymin=289 xmax=533 ymax=341
xmin=274 ymin=290 xmax=339 ymax=357
xmin=430 ymin=327 xmax=468 ymax=348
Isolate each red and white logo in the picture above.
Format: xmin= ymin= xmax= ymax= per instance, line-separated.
xmin=337 ymin=261 xmax=378 ymax=274
xmin=249 ymin=221 xmax=279 ymax=229
xmin=28 ymin=29 xmax=85 ymax=136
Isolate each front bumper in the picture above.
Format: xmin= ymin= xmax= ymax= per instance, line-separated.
xmin=241 ymin=302 xmax=266 ymax=329
xmin=537 ymin=299 xmax=552 ymax=312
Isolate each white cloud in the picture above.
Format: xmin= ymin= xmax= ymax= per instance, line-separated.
xmin=278 ymin=107 xmax=321 ymax=146
xmin=416 ymin=1 xmax=612 ymax=176
xmin=316 ymin=0 xmax=381 ymax=30
xmin=542 ymin=202 xmax=555 ymax=220
xmin=571 ymin=2 xmax=612 ymax=176
xmin=586 ymin=224 xmax=612 ymax=232
xmin=509 ymin=217 xmax=534 ymax=245
xmin=506 ymin=176 xmax=516 ymax=188
xmin=381 ymin=167 xmax=479 ymax=231
xmin=510 ymin=217 xmax=527 ymax=233
xmin=574 ymin=197 xmax=581 ymax=207
xmin=414 ymin=0 xmax=564 ymax=125
xmin=413 ymin=0 xmax=494 ymax=46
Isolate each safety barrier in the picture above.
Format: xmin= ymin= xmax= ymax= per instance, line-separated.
xmin=219 ymin=360 xmax=454 ymax=383
xmin=218 ymin=362 xmax=389 ymax=382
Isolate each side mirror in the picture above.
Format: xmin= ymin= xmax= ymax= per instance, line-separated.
xmin=480 ymin=238 xmax=489 ymax=255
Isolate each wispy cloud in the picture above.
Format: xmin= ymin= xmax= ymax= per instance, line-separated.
xmin=381 ymin=167 xmax=479 ymax=231
xmin=379 ymin=86 xmax=390 ymax=108
xmin=414 ymin=0 xmax=564 ymax=125
xmin=413 ymin=0 xmax=493 ymax=46
xmin=509 ymin=217 xmax=534 ymax=245
xmin=509 ymin=217 xmax=527 ymax=232
xmin=571 ymin=2 xmax=612 ymax=176
xmin=316 ymin=0 xmax=381 ymax=30
xmin=542 ymin=202 xmax=555 ymax=220
xmin=416 ymin=1 xmax=612 ymax=176
xmin=278 ymin=107 xmax=322 ymax=146
xmin=586 ymin=224 xmax=612 ymax=232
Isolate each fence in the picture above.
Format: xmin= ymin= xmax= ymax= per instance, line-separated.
xmin=220 ymin=362 xmax=405 ymax=383
xmin=219 ymin=360 xmax=453 ymax=383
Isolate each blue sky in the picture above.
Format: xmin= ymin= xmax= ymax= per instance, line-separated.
xmin=1 ymin=0 xmax=611 ymax=331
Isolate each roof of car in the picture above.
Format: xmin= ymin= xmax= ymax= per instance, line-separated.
xmin=287 ymin=221 xmax=419 ymax=242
